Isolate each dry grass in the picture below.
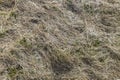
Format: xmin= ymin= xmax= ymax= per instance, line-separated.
xmin=0 ymin=0 xmax=120 ymax=80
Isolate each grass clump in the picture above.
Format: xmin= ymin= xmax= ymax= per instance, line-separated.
xmin=48 ymin=48 xmax=75 ymax=75
xmin=7 ymin=67 xmax=17 ymax=78
xmin=65 ymin=0 xmax=80 ymax=14
xmin=84 ymin=4 xmax=93 ymax=12
xmin=92 ymin=39 xmax=101 ymax=47
xmin=19 ymin=37 xmax=32 ymax=49
xmin=9 ymin=10 xmax=18 ymax=19
xmin=0 ymin=30 xmax=8 ymax=38
xmin=0 ymin=32 xmax=6 ymax=38
xmin=19 ymin=37 xmax=27 ymax=46
xmin=83 ymin=4 xmax=95 ymax=15
xmin=7 ymin=65 xmax=23 ymax=78
xmin=10 ymin=49 xmax=21 ymax=59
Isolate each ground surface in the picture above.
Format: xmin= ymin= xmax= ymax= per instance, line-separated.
xmin=0 ymin=0 xmax=120 ymax=80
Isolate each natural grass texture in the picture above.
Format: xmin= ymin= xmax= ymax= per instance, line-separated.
xmin=48 ymin=48 xmax=76 ymax=75
xmin=64 ymin=0 xmax=81 ymax=14
xmin=0 ymin=0 xmax=15 ymax=8
xmin=0 ymin=31 xmax=6 ymax=38
xmin=0 ymin=0 xmax=120 ymax=80
xmin=7 ymin=65 xmax=23 ymax=78
xmin=19 ymin=37 xmax=32 ymax=49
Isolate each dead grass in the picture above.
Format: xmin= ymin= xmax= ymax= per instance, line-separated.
xmin=0 ymin=0 xmax=120 ymax=80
